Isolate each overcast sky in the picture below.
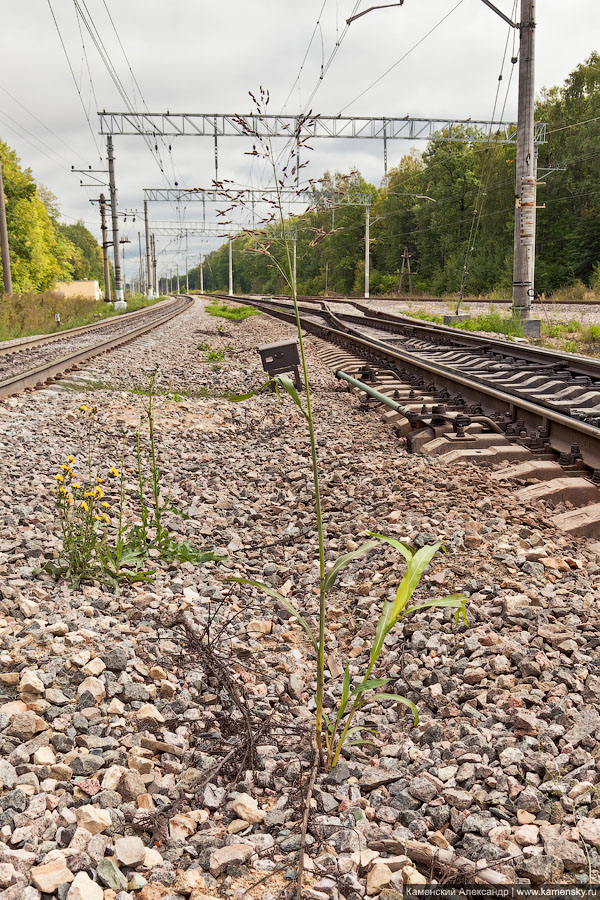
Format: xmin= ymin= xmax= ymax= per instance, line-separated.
xmin=2 ymin=0 xmax=599 ymax=279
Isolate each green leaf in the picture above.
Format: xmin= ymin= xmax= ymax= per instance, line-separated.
xmin=227 ymin=577 xmax=318 ymax=653
xmin=273 ymin=374 xmax=308 ymax=419
xmin=369 ymin=600 xmax=393 ymax=667
xmin=322 ymin=709 xmax=333 ymax=734
xmin=391 ymin=542 xmax=444 ymax=622
xmin=351 ymin=677 xmax=390 ymax=697
xmin=403 ymin=593 xmax=468 ymax=617
xmin=345 ymin=726 xmax=378 ymax=738
xmin=323 ymin=539 xmax=379 ymax=593
xmin=346 ymin=739 xmax=376 ymax=747
xmin=336 ymin=660 xmax=351 ymax=721
xmin=228 ymin=380 xmax=271 ymax=402
xmin=370 ymin=692 xmax=419 ymax=725
xmin=368 ymin=531 xmax=415 ymax=563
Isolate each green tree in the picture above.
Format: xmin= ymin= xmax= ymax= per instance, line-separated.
xmin=58 ymin=221 xmax=104 ymax=283
xmin=0 ymin=140 xmax=76 ymax=292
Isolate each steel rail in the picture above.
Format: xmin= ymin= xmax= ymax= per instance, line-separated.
xmin=216 ymin=294 xmax=600 ymax=469
xmin=254 ymin=295 xmax=600 ymax=380
xmin=0 ymin=296 xmax=193 ymax=401
xmin=0 ymin=296 xmax=179 ymax=358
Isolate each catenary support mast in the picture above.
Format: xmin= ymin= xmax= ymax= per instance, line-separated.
xmin=0 ymin=154 xmax=12 ymax=296
xmin=107 ymin=135 xmax=125 ymax=308
xmin=512 ymin=0 xmax=537 ymax=331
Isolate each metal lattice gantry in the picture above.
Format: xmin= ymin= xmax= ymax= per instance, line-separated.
xmin=99 ymin=112 xmax=548 ymax=145
xmin=150 ymin=222 xmax=243 ymax=236
xmin=143 ymin=187 xmax=372 ymax=206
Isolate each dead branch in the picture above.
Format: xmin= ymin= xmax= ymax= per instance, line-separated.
xmin=367 ymin=838 xmax=512 ymax=886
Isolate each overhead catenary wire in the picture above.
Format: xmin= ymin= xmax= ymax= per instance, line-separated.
xmin=46 ymin=0 xmax=103 ymax=162
xmin=0 ymin=85 xmax=88 ymax=166
xmin=337 ymin=0 xmax=466 ymax=115
xmin=458 ymin=0 xmax=517 ymax=300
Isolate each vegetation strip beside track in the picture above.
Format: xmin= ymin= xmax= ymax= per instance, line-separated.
xmin=0 ymin=295 xmax=193 ymax=400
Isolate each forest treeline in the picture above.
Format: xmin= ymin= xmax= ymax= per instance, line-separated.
xmin=0 ymin=140 xmax=104 ymax=293
xmin=192 ymin=53 xmax=600 ymax=298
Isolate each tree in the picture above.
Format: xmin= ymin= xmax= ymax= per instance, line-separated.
xmin=58 ymin=221 xmax=104 ymax=283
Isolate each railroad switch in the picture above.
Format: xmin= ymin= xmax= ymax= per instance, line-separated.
xmin=257 ymin=339 xmax=302 ymax=390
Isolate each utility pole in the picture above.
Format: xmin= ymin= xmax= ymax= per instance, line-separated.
xmin=99 ymin=193 xmax=111 ymax=302
xmin=200 ymin=253 xmax=204 ymax=294
xmin=364 ymin=205 xmax=370 ymax=300
xmin=151 ymin=233 xmax=157 ymax=296
xmin=144 ymin=200 xmax=152 ymax=297
xmin=176 ymin=264 xmax=180 ymax=294
xmin=0 ymin=154 xmax=12 ymax=296
xmin=228 ymin=238 xmax=233 ymax=297
xmin=138 ymin=232 xmax=144 ymax=297
xmin=185 ymin=256 xmax=189 ymax=293
xmin=512 ymin=0 xmax=540 ymax=335
xmin=107 ymin=135 xmax=125 ymax=308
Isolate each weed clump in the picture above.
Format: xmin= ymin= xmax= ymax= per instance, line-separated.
xmin=205 ymin=301 xmax=259 ymax=322
xmin=47 ymin=375 xmax=223 ymax=591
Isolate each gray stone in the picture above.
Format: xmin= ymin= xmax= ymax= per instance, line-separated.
xmin=102 ymin=649 xmax=128 ymax=671
xmin=408 ymin=777 xmax=438 ymax=803
xmin=97 ymin=858 xmax=127 ymax=891
xmin=563 ymin=710 xmax=600 ymax=747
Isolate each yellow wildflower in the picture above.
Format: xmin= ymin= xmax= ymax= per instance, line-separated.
xmin=84 ymin=491 xmax=94 ymax=498
xmin=102 ymin=514 xmax=110 ymax=524
xmin=80 ymin=404 xmax=88 ymax=412
xmin=101 ymin=502 xmax=110 ymax=509
xmin=67 ymin=455 xmax=75 ymax=463
xmin=60 ymin=464 xmax=72 ymax=472
xmin=54 ymin=474 xmax=64 ymax=482
xmin=72 ymin=483 xmax=81 ymax=489
xmin=80 ymin=501 xmax=89 ymax=512
xmin=93 ymin=515 xmax=101 ymax=522
xmin=96 ymin=477 xmax=103 ymax=484
xmin=67 ymin=495 xmax=74 ymax=504
xmin=109 ymin=468 xmax=119 ymax=477
xmin=58 ymin=486 xmax=66 ymax=495
xmin=95 ymin=487 xmax=105 ymax=499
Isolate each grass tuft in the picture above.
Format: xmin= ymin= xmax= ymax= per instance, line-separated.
xmin=204 ymin=301 xmax=259 ymax=322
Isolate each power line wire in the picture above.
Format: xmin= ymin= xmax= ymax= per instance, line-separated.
xmin=46 ymin=0 xmax=103 ymax=162
xmin=338 ymin=0 xmax=466 ymax=114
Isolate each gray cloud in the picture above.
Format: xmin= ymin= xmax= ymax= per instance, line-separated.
xmin=2 ymin=0 xmax=598 ymax=276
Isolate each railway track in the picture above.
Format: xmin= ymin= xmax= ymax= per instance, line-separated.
xmin=0 ymin=295 xmax=193 ymax=400
xmin=215 ymin=293 xmax=600 ymax=535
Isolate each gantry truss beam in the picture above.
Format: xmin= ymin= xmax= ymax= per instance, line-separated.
xmin=143 ymin=187 xmax=371 ymax=206
xmin=151 ymin=223 xmax=243 ymax=236
xmin=99 ymin=112 xmax=548 ymax=145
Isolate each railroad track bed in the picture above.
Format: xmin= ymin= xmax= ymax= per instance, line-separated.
xmin=0 ymin=297 xmax=599 ymax=894
xmin=0 ymin=296 xmax=191 ymax=399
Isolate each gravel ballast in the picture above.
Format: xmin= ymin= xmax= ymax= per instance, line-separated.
xmin=0 ymin=296 xmax=599 ymax=899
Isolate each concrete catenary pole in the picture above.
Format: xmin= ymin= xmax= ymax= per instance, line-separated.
xmin=0 ymin=154 xmax=13 ymax=296
xmin=138 ymin=232 xmax=144 ymax=296
xmin=228 ymin=238 xmax=233 ymax=297
xmin=176 ymin=264 xmax=180 ymax=294
xmin=512 ymin=0 xmax=538 ymax=334
xmin=99 ymin=193 xmax=111 ymax=302
xmin=107 ymin=135 xmax=125 ymax=308
xmin=144 ymin=200 xmax=152 ymax=297
xmin=200 ymin=253 xmax=204 ymax=294
xmin=185 ymin=257 xmax=189 ymax=293
xmin=151 ymin=233 xmax=157 ymax=296
xmin=364 ymin=204 xmax=370 ymax=300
